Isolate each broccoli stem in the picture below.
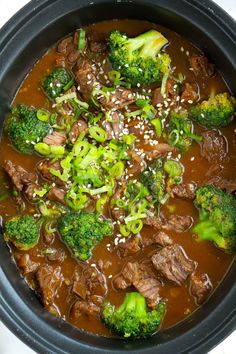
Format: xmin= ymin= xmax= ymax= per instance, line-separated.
xmin=127 ymin=30 xmax=168 ymax=58
xmin=193 ymin=219 xmax=227 ymax=249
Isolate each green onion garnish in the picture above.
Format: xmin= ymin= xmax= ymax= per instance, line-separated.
xmin=36 ymin=108 xmax=49 ymax=122
xmin=78 ymin=29 xmax=86 ymax=51
xmin=89 ymin=126 xmax=107 ymax=142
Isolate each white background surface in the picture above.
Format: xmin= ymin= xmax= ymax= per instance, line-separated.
xmin=0 ymin=0 xmax=235 ymax=353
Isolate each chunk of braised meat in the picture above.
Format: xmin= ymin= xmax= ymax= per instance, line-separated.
xmin=127 ymin=150 xmax=146 ymax=175
xmin=3 ymin=160 xmax=39 ymax=200
xmin=169 ymin=182 xmax=197 ymax=199
xmin=152 ymin=87 xmax=165 ymax=106
xmin=144 ymin=216 xmax=162 ymax=229
xmin=69 ymin=119 xmax=88 ymax=143
xmin=190 ymin=273 xmax=212 ymax=305
xmin=75 ymin=57 xmax=99 ymax=100
xmin=57 ymin=35 xmax=79 ymax=64
xmin=46 ymin=249 xmax=65 ymax=263
xmin=189 ymin=55 xmax=215 ymax=77
xmin=102 ymin=120 xmax=114 ymax=140
xmin=206 ymin=176 xmax=236 ymax=194
xmin=100 ymin=87 xmax=135 ymax=110
xmin=16 ymin=254 xmax=39 ymax=275
xmin=113 ymin=261 xmax=161 ymax=308
xmin=36 ymin=265 xmax=63 ymax=307
xmin=47 ymin=187 xmax=67 ymax=206
xmin=97 ymin=259 xmax=112 ymax=272
xmin=110 ymin=111 xmax=124 ymax=139
xmin=201 ymin=130 xmax=227 ymax=162
xmin=166 ymin=79 xmax=177 ymax=98
xmin=118 ymin=236 xmax=141 ymax=257
xmin=89 ymin=36 xmax=107 ymax=53
xmin=72 ymin=265 xmax=107 ymax=300
xmin=43 ymin=131 xmax=67 ymax=146
xmin=70 ymin=300 xmax=100 ymax=320
xmin=145 ymin=143 xmax=175 ymax=160
xmin=110 ymin=183 xmax=126 ymax=221
xmin=163 ymin=214 xmax=193 ymax=233
xmin=151 ymin=244 xmax=197 ymax=285
xmin=141 ymin=231 xmax=173 ymax=248
xmin=37 ymin=159 xmax=64 ymax=186
xmin=181 ymin=82 xmax=199 ymax=102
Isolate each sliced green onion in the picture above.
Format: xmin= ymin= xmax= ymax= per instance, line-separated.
xmin=142 ymin=104 xmax=156 ymax=120
xmin=120 ymin=224 xmax=130 ymax=237
xmin=151 ymin=118 xmax=162 ymax=137
xmin=34 ymin=142 xmax=51 ymax=155
xmin=37 ymin=108 xmax=49 ymax=122
xmin=125 ymin=109 xmax=143 ymax=118
xmin=73 ymin=141 xmax=90 ymax=158
xmin=89 ymin=126 xmax=107 ymax=142
xmin=127 ymin=219 xmax=143 ymax=234
xmin=56 ymin=92 xmax=77 ymax=104
xmin=108 ymin=70 xmax=121 ymax=82
xmin=122 ymin=134 xmax=136 ymax=146
xmin=161 ymin=69 xmax=170 ymax=96
xmin=63 ymin=79 xmax=74 ymax=91
xmin=136 ymin=99 xmax=150 ymax=108
xmin=78 ymin=29 xmax=86 ymax=51
xmin=50 ymin=113 xmax=58 ymax=125
xmin=96 ymin=194 xmax=108 ymax=213
xmin=74 ymin=97 xmax=89 ymax=109
xmin=110 ymin=161 xmax=125 ymax=179
xmin=85 ymin=185 xmax=111 ymax=196
xmin=169 ymin=129 xmax=179 ymax=145
xmin=115 ymin=199 xmax=126 ymax=208
xmin=124 ymin=213 xmax=147 ymax=223
xmin=50 ymin=145 xmax=65 ymax=156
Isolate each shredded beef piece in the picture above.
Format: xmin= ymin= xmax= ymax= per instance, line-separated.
xmin=47 ymin=249 xmax=65 ymax=263
xmin=141 ymin=231 xmax=173 ymax=248
xmin=110 ymin=183 xmax=126 ymax=221
xmin=127 ymin=150 xmax=146 ymax=175
xmin=100 ymin=87 xmax=135 ymax=110
xmin=145 ymin=143 xmax=175 ymax=160
xmin=181 ymin=82 xmax=199 ymax=102
xmin=71 ymin=300 xmax=100 ymax=319
xmin=97 ymin=259 xmax=112 ymax=272
xmin=152 ymin=244 xmax=197 ymax=285
xmin=43 ymin=131 xmax=67 ymax=146
xmin=36 ymin=265 xmax=63 ymax=306
xmin=72 ymin=265 xmax=107 ymax=300
xmin=152 ymin=87 xmax=165 ymax=106
xmin=37 ymin=159 xmax=64 ymax=186
xmin=75 ymin=57 xmax=99 ymax=100
xmin=163 ymin=215 xmax=193 ymax=233
xmin=47 ymin=187 xmax=67 ymax=205
xmin=166 ymin=79 xmax=176 ymax=98
xmin=111 ymin=111 xmax=124 ymax=139
xmin=189 ymin=55 xmax=215 ymax=77
xmin=57 ymin=35 xmax=79 ymax=64
xmin=55 ymin=55 xmax=66 ymax=68
xmin=170 ymin=182 xmax=197 ymax=199
xmin=102 ymin=120 xmax=113 ymax=140
xmin=16 ymin=254 xmax=39 ymax=275
xmin=206 ymin=176 xmax=236 ymax=194
xmin=89 ymin=38 xmax=107 ymax=53
xmin=113 ymin=261 xmax=161 ymax=308
xmin=57 ymin=36 xmax=74 ymax=55
xmin=201 ymin=130 xmax=227 ymax=162
xmin=118 ymin=236 xmax=141 ymax=257
xmin=144 ymin=216 xmax=162 ymax=229
xmin=190 ymin=273 xmax=212 ymax=305
xmin=69 ymin=119 xmax=88 ymax=143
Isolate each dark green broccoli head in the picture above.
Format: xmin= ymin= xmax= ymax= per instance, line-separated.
xmin=168 ymin=110 xmax=202 ymax=152
xmin=190 ymin=92 xmax=236 ymax=128
xmin=4 ymin=215 xmax=41 ymax=250
xmin=108 ymin=29 xmax=171 ymax=87
xmin=42 ymin=67 xmax=71 ymax=99
xmin=140 ymin=159 xmax=165 ymax=204
xmin=57 ymin=211 xmax=113 ymax=261
xmin=4 ymin=104 xmax=50 ymax=154
xmin=101 ymin=292 xmax=166 ymax=338
xmin=193 ymin=185 xmax=236 ymax=252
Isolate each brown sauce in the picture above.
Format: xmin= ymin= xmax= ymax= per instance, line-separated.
xmin=0 ymin=19 xmax=235 ymax=337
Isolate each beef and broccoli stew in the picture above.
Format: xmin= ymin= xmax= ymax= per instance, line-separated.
xmin=0 ymin=19 xmax=236 ymax=339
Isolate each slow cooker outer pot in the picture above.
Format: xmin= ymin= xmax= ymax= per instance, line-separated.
xmin=0 ymin=0 xmax=236 ymax=353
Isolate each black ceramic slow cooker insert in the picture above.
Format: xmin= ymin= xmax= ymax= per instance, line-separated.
xmin=0 ymin=1 xmax=236 ymax=353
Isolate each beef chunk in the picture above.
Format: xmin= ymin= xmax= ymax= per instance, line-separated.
xmin=57 ymin=36 xmax=74 ymax=55
xmin=72 ymin=265 xmax=107 ymax=300
xmin=43 ymin=131 xmax=67 ymax=146
xmin=145 ymin=143 xmax=175 ymax=160
xmin=144 ymin=216 xmax=162 ymax=229
xmin=75 ymin=58 xmax=99 ymax=100
xmin=189 ymin=55 xmax=215 ymax=77
xmin=36 ymin=265 xmax=63 ymax=306
xmin=46 ymin=249 xmax=65 ymax=263
xmin=206 ymin=176 xmax=236 ymax=194
xmin=100 ymin=87 xmax=135 ymax=110
xmin=89 ymin=39 xmax=107 ymax=53
xmin=110 ymin=183 xmax=126 ymax=221
xmin=170 ymin=182 xmax=197 ymax=199
xmin=163 ymin=215 xmax=193 ymax=233
xmin=37 ymin=159 xmax=64 ymax=186
xmin=69 ymin=119 xmax=88 ymax=143
xmin=113 ymin=261 xmax=160 ymax=307
xmin=70 ymin=300 xmax=100 ymax=320
xmin=47 ymin=187 xmax=67 ymax=206
xmin=152 ymin=87 xmax=165 ymax=106
xmin=181 ymin=82 xmax=199 ymax=102
xmin=118 ymin=236 xmax=141 ymax=257
xmin=102 ymin=120 xmax=114 ymax=140
xmin=201 ymin=130 xmax=227 ymax=162
xmin=152 ymin=244 xmax=197 ymax=285
xmin=16 ymin=254 xmax=39 ymax=275
xmin=141 ymin=231 xmax=173 ymax=248
xmin=57 ymin=35 xmax=79 ymax=64
xmin=127 ymin=150 xmax=146 ymax=175
xmin=190 ymin=273 xmax=212 ymax=305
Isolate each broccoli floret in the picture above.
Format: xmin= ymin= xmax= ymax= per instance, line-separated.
xmin=108 ymin=29 xmax=171 ymax=87
xmin=5 ymin=104 xmax=50 ymax=154
xmin=190 ymin=92 xmax=236 ymax=128
xmin=164 ymin=159 xmax=183 ymax=186
xmin=140 ymin=159 xmax=166 ymax=204
xmin=101 ymin=292 xmax=166 ymax=338
xmin=42 ymin=67 xmax=72 ymax=99
xmin=57 ymin=211 xmax=113 ymax=261
xmin=4 ymin=215 xmax=42 ymax=250
xmin=193 ymin=185 xmax=236 ymax=252
xmin=168 ymin=110 xmax=202 ymax=152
